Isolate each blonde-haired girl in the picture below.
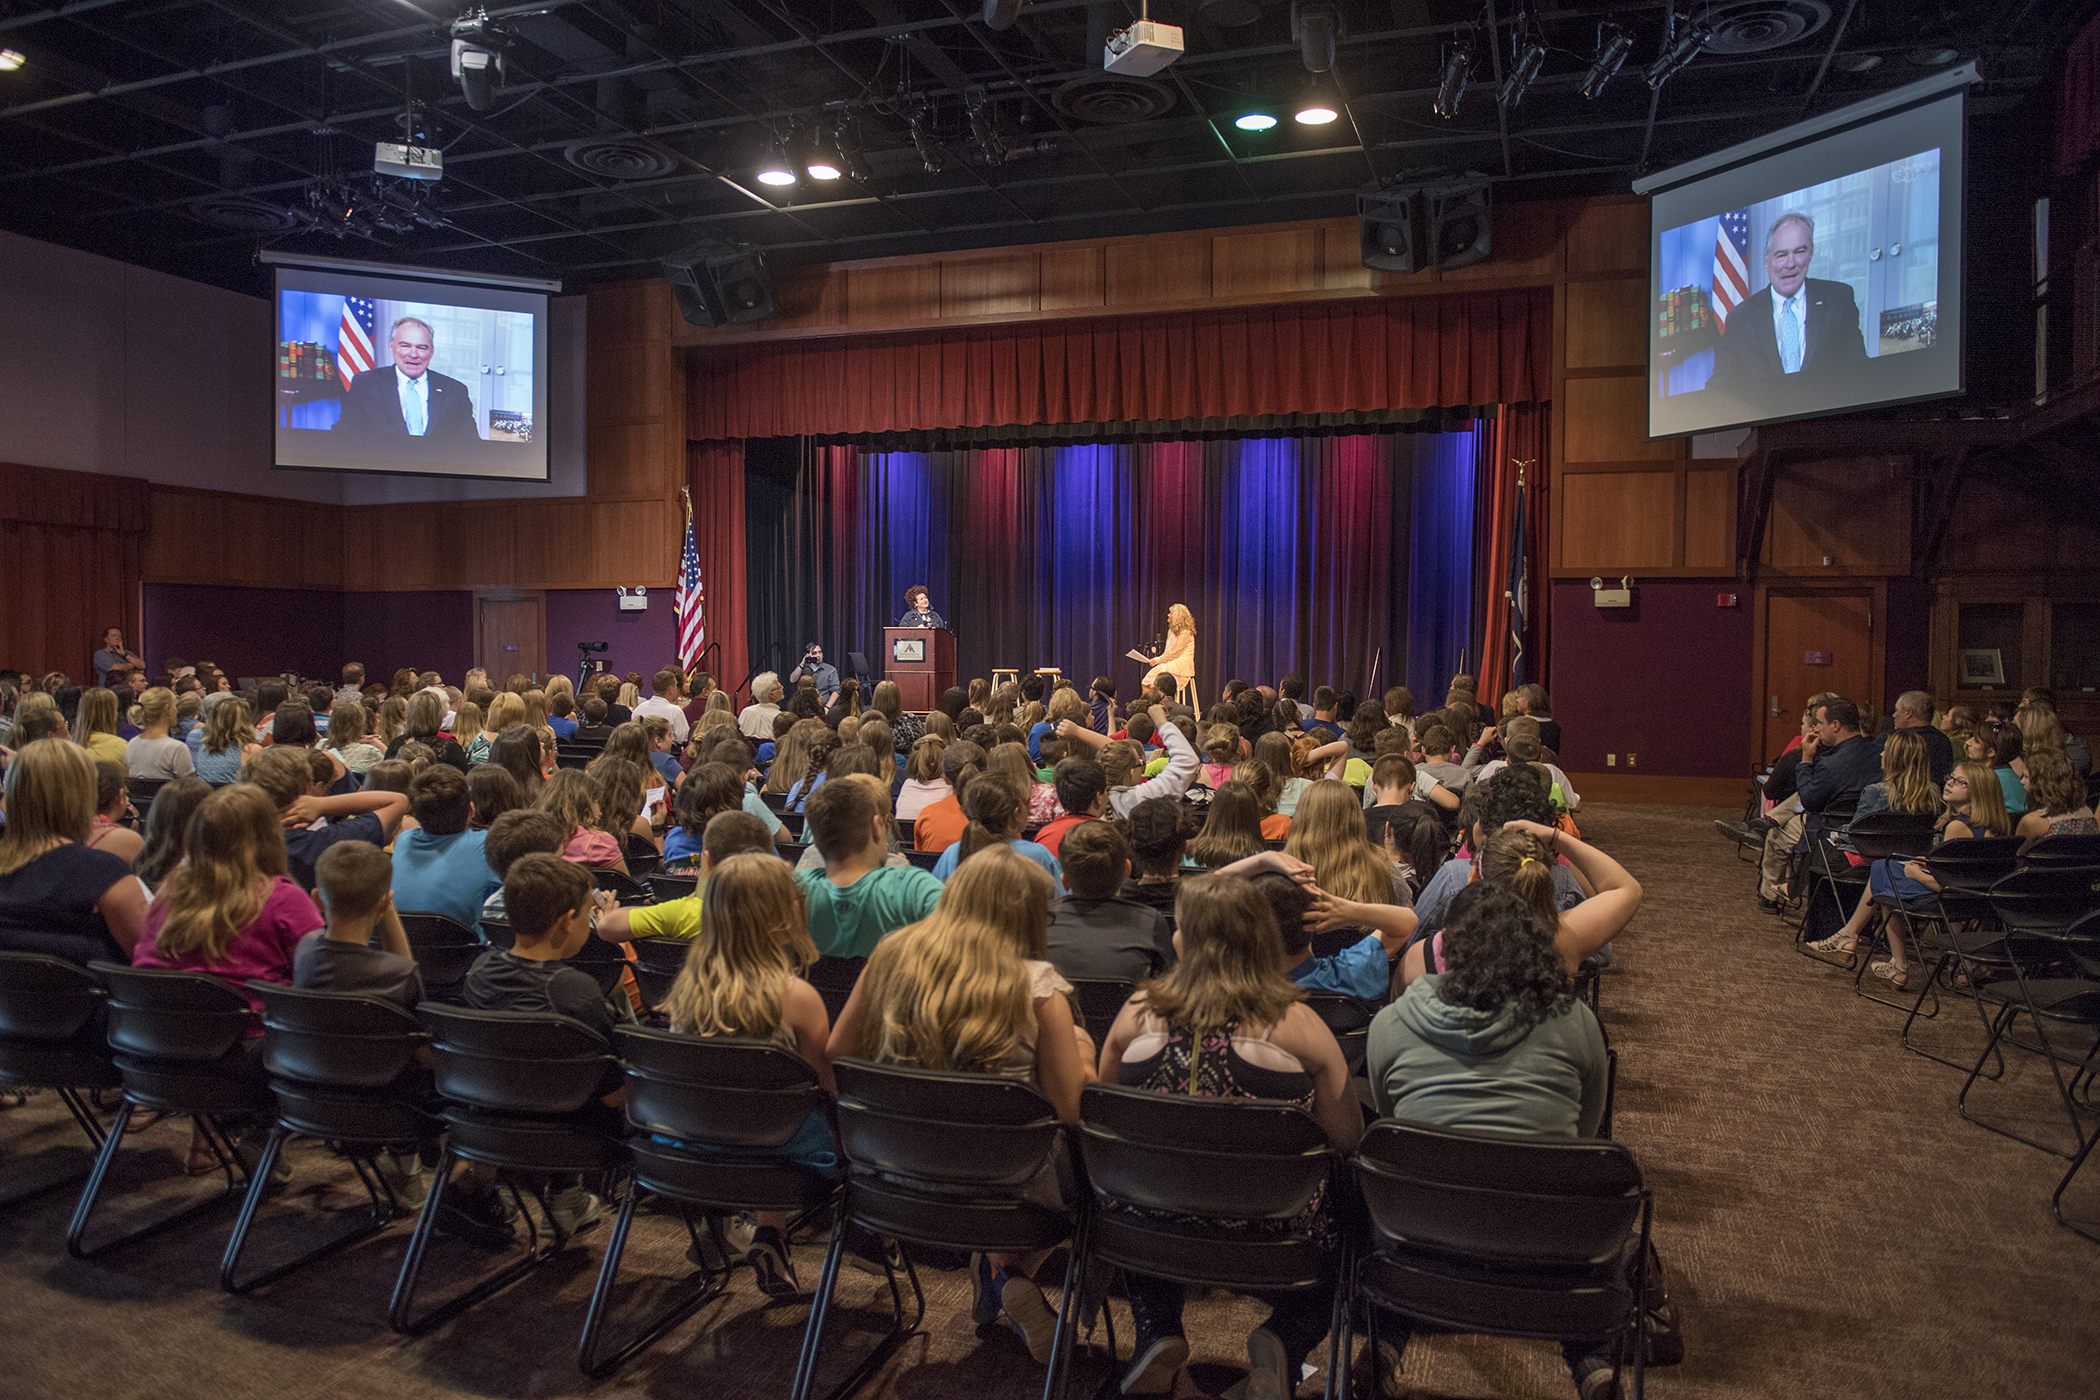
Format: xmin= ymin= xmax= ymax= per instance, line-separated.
xmin=0 ymin=739 xmax=149 ymax=963
xmin=74 ymin=686 xmax=128 ymax=774
xmin=1284 ymin=780 xmax=1409 ymax=906
xmin=829 ymin=847 xmax=1093 ymax=1367
xmin=537 ymin=768 xmax=627 ymax=871
xmin=658 ymin=853 xmax=834 ymax=1296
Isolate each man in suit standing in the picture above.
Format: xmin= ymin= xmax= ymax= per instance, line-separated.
xmin=333 ymin=316 xmax=482 ymax=443
xmin=1708 ymin=211 xmax=1866 ymax=391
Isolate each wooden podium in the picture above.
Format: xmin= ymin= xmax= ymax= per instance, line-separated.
xmin=884 ymin=626 xmax=955 ymax=711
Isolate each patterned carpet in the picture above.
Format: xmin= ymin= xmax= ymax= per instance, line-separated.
xmin=0 ymin=802 xmax=2094 ymax=1400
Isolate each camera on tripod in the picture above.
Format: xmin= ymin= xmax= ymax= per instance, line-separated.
xmin=575 ymin=640 xmax=609 ymax=688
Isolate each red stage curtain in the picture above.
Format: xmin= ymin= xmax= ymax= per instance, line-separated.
xmin=686 ymin=441 xmax=749 ymax=696
xmin=688 ymin=290 xmax=1551 ymax=440
xmin=1475 ymin=404 xmax=1551 ymax=705
xmin=2058 ymin=10 xmax=2100 ymax=177
xmin=0 ymin=462 xmax=148 ymax=681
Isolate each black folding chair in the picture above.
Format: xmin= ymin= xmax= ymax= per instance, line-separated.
xmin=776 ymin=810 xmax=808 ymax=840
xmin=1838 ymin=813 xmax=1943 ymax=1010
xmin=894 ymin=818 xmax=915 ymax=846
xmin=792 ymin=1058 xmax=1079 ymax=1400
xmin=625 ymin=836 xmax=661 ymax=878
xmin=1788 ymin=794 xmax=1859 ymax=943
xmin=2021 ymin=833 xmax=2100 ymax=869
xmin=1345 ymin=1120 xmax=1655 ymax=1400
xmin=68 ymin=963 xmax=276 ymax=1259
xmin=1075 ymin=1082 xmax=1343 ymax=1400
xmin=648 ymin=872 xmax=700 ymax=903
xmin=1712 ymin=767 xmax=1774 ymax=864
xmin=593 ymin=867 xmax=652 ymax=906
xmin=903 ymin=848 xmax=941 ymax=872
xmin=481 ymin=916 xmax=514 ymax=950
xmin=220 ymin=983 xmax=440 ymax=1295
xmin=398 ymin=913 xmax=483 ymax=1003
xmin=389 ymin=1005 xmax=630 ymax=1335
xmin=805 ymin=957 xmax=865 ymax=1024
xmin=1959 ymin=867 xmax=2100 ymax=1159
xmin=580 ymin=1031 xmax=838 ymax=1378
xmin=0 ymin=952 xmax=119 ymax=1205
xmin=1304 ymin=991 xmax=1376 ymax=1076
xmin=629 ymin=938 xmax=691 ymax=1013
xmin=1066 ymin=979 xmax=1135 ymax=1047
xmin=2048 ymin=908 xmax=2100 ymax=1244
xmin=124 ymin=776 xmax=169 ymax=824
xmin=556 ymin=752 xmax=594 ymax=772
xmin=1899 ymin=836 xmax=2025 ymax=1071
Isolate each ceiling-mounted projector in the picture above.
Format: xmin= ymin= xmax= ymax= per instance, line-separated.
xmin=373 ymin=141 xmax=443 ymax=181
xmin=1105 ymin=20 xmax=1184 ymax=75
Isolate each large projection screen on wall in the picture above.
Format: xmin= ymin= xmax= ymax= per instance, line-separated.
xmin=273 ymin=259 xmax=552 ymax=481
xmin=1643 ymin=71 xmax=1972 ymax=439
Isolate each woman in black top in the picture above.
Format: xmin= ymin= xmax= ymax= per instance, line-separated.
xmin=383 ymin=690 xmax=470 ymax=774
xmin=0 ymin=739 xmax=148 ymax=966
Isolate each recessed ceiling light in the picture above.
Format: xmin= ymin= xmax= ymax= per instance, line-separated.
xmin=1294 ymin=103 xmax=1337 ymax=125
xmin=1235 ymin=112 xmax=1278 ymax=131
xmin=0 ymin=49 xmax=24 ymax=71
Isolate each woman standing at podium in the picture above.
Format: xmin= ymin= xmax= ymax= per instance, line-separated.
xmin=1140 ymin=603 xmax=1196 ymax=694
xmin=899 ymin=585 xmax=946 ymax=629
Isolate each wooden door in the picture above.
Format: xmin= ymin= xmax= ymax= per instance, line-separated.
xmin=1762 ymin=591 xmax=1874 ymax=757
xmin=477 ymin=594 xmax=544 ymax=686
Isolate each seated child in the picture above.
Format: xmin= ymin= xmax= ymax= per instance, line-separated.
xmin=1045 ymin=820 xmax=1174 ymax=985
xmin=479 ymin=809 xmax=569 ymax=927
xmin=598 ymin=810 xmax=775 ymax=943
xmin=1254 ymin=870 xmax=1418 ymax=1002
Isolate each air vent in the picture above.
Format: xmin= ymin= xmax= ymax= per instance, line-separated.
xmin=1052 ymin=72 xmax=1176 ymax=125
xmin=1697 ymin=0 xmax=1830 ymax=54
xmin=563 ymin=136 xmax=678 ymax=181
xmin=185 ymin=194 xmax=302 ymax=232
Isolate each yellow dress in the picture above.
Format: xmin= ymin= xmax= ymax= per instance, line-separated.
xmin=1142 ymin=628 xmax=1196 ymax=689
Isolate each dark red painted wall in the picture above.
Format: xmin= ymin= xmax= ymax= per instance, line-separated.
xmin=144 ymin=584 xmax=475 ymax=689
xmin=544 ymin=588 xmax=681 ymax=696
xmin=1548 ymin=578 xmax=1755 ymax=778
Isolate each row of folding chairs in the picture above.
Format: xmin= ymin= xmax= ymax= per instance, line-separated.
xmin=1779 ymin=823 xmax=2100 ymax=1242
xmin=0 ymin=958 xmax=1657 ymax=1400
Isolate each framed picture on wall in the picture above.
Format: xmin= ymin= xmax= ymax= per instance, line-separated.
xmin=1958 ymin=648 xmax=2005 ymax=687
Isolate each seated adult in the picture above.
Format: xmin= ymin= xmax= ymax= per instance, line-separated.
xmin=389 ymin=765 xmax=501 ymax=935
xmin=1365 ymin=880 xmax=1618 ymax=1393
xmin=1883 ymin=689 xmax=1954 ymax=786
xmin=125 ymin=686 xmax=196 ymax=783
xmin=0 ymin=739 xmax=149 ymax=964
xmin=912 ymin=740 xmax=985 ymax=854
xmin=2017 ymin=747 xmax=2099 ymax=842
xmin=242 ymin=746 xmax=409 ymax=891
xmin=798 ymin=773 xmax=943 ymax=959
xmin=930 ymin=771 xmax=1063 ymax=883
xmin=75 ymin=686 xmax=129 ymax=775
xmin=1097 ymin=872 xmax=1361 ymax=1397
xmin=384 ymin=690 xmax=470 ymax=774
xmin=1795 ymin=696 xmax=1878 ymax=850
xmin=1045 ymin=820 xmax=1174 ymax=985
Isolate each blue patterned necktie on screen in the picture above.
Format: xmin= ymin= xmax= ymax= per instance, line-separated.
xmin=1779 ymin=295 xmax=1802 ymax=374
xmin=407 ymin=379 xmax=427 ymax=435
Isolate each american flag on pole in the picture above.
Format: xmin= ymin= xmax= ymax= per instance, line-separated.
xmin=1505 ymin=464 xmax=1530 ymax=688
xmin=1710 ymin=208 xmax=1751 ymax=330
xmin=674 ymin=490 xmax=705 ymax=671
xmin=336 ymin=296 xmax=377 ymax=390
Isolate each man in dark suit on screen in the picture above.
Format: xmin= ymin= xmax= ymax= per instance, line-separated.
xmin=333 ymin=315 xmax=482 ymax=443
xmin=1708 ymin=211 xmax=1866 ymax=392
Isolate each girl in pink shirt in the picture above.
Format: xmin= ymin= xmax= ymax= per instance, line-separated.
xmin=538 ymin=768 xmax=628 ymax=871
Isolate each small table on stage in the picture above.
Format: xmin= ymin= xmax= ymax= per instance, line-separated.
xmin=885 ymin=626 xmax=955 ymax=711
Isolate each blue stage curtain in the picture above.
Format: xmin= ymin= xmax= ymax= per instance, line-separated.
xmin=745 ymin=431 xmax=1480 ymax=706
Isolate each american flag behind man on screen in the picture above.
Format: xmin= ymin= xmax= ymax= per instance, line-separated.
xmin=336 ymin=296 xmax=376 ymax=391
xmin=1710 ymin=208 xmax=1751 ymax=330
xmin=675 ymin=491 xmax=705 ymax=671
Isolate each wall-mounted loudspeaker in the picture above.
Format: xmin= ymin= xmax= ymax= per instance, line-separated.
xmin=1358 ymin=180 xmax=1492 ymax=273
xmin=661 ymin=245 xmax=779 ymax=327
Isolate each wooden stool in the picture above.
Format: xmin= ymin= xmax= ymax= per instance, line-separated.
xmin=1034 ymin=667 xmax=1061 ymax=686
xmin=1173 ymin=674 xmax=1202 ymax=719
xmin=991 ymin=668 xmax=1020 ymax=691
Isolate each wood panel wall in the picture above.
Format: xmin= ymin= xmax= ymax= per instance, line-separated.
xmin=139 ymin=280 xmax=686 ymax=593
xmin=1549 ymin=198 xmax=1735 ymax=580
xmin=668 ymin=204 xmax=1566 ymax=348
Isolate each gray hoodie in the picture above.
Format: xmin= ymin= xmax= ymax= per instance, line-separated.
xmin=1366 ymin=975 xmax=1607 ymax=1138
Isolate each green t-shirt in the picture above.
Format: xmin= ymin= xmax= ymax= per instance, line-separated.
xmin=627 ymin=893 xmax=703 ymax=941
xmin=796 ymin=864 xmax=945 ymax=959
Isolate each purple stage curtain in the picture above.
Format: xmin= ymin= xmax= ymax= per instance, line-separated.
xmin=743 ymin=432 xmax=1482 ymax=706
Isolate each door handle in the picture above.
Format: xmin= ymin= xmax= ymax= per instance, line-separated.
xmin=1770 ymin=695 xmax=1780 ymax=716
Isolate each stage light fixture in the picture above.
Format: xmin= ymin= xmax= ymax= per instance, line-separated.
xmin=984 ymin=0 xmax=1025 ymax=29
xmin=0 ymin=49 xmax=24 ymax=71
xmin=756 ymin=137 xmax=797 ymax=187
xmin=449 ymin=7 xmax=509 ymax=113
xmin=909 ymin=106 xmax=945 ymax=173
xmin=835 ymin=119 xmax=871 ymax=181
xmin=804 ymin=123 xmax=842 ymax=180
xmin=1498 ymin=27 xmax=1548 ymax=109
xmin=1433 ymin=41 xmax=1472 ymax=120
xmin=1645 ymin=5 xmax=1710 ymax=90
xmin=1235 ymin=112 xmax=1279 ymax=131
xmin=1294 ymin=80 xmax=1339 ymax=124
xmin=1580 ymin=24 xmax=1634 ymax=99
xmin=1292 ymin=2 xmax=1339 ymax=74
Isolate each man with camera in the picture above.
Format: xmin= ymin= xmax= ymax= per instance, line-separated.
xmin=789 ymin=643 xmax=840 ymax=707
